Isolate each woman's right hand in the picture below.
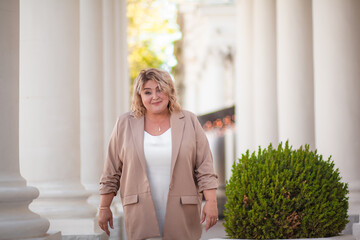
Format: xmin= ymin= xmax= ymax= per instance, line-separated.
xmin=98 ymin=207 xmax=114 ymax=236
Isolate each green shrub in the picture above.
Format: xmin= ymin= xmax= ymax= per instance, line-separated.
xmin=223 ymin=141 xmax=349 ymax=239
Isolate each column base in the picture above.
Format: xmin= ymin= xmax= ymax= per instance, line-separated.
xmin=348 ymin=183 xmax=360 ymax=215
xmin=109 ymin=215 xmax=125 ymax=240
xmin=61 ymin=232 xmax=107 ymax=240
xmin=0 ymin=183 xmax=51 ymax=240
xmin=22 ymin=232 xmax=61 ymax=240
xmin=342 ymin=214 xmax=359 ymax=235
xmin=48 ymin=218 xmax=102 ymax=236
xmin=353 ymin=223 xmax=360 ymax=240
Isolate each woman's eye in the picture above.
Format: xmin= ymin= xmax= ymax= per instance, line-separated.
xmin=145 ymin=91 xmax=151 ymax=95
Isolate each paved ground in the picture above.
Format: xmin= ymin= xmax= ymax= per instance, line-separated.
xmin=200 ymin=220 xmax=227 ymax=240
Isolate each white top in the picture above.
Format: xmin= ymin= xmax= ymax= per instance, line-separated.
xmin=144 ymin=128 xmax=172 ymax=237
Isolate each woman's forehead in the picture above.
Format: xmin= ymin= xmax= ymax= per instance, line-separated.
xmin=143 ymin=79 xmax=159 ymax=89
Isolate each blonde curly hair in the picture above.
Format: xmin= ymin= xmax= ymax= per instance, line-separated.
xmin=131 ymin=68 xmax=181 ymax=118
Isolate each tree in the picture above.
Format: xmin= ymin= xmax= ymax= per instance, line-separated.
xmin=127 ymin=0 xmax=180 ymax=90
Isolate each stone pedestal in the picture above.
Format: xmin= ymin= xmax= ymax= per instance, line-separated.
xmin=25 ymin=232 xmax=62 ymax=240
xmin=109 ymin=215 xmax=126 ymax=240
xmin=353 ymin=223 xmax=360 ymax=240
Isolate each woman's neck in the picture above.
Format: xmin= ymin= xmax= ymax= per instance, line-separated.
xmin=145 ymin=111 xmax=170 ymax=122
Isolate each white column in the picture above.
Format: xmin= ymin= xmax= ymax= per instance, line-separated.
xmin=206 ymin=131 xmax=226 ymax=217
xmin=103 ymin=1 xmax=127 ymax=239
xmin=115 ymin=0 xmax=130 ymax=117
xmin=103 ymin=0 xmax=118 ymax=151
xmin=103 ymin=0 xmax=130 ymax=143
xmin=234 ymin=0 xmax=255 ymax=156
xmin=80 ymin=0 xmax=104 ymax=208
xmin=0 ymin=1 xmax=55 ymax=239
xmin=313 ymin=0 xmax=360 ymax=215
xmin=178 ymin=3 xmax=199 ymax=114
xmin=225 ymin=129 xmax=235 ymax=182
xmin=19 ymin=0 xmax=100 ymax=236
xmin=276 ymin=0 xmax=315 ymax=149
xmin=252 ymin=0 xmax=278 ymax=149
xmin=198 ymin=49 xmax=225 ymax=114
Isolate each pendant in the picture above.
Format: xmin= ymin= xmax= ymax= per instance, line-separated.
xmin=158 ymin=126 xmax=161 ymax=132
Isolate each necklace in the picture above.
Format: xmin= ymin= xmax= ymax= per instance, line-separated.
xmin=145 ymin=114 xmax=169 ymax=133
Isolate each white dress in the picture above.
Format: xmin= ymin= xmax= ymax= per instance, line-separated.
xmin=144 ymin=128 xmax=172 ymax=238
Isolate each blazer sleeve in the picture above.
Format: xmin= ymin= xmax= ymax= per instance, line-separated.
xmin=99 ymin=117 xmax=123 ymax=195
xmin=191 ymin=112 xmax=219 ymax=193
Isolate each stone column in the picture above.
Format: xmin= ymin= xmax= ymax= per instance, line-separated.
xmin=103 ymin=0 xmax=130 ymax=144
xmin=252 ymin=0 xmax=278 ymax=149
xmin=103 ymin=1 xmax=127 ymax=239
xmin=198 ymin=49 xmax=225 ymax=114
xmin=224 ymin=128 xmax=235 ymax=182
xmin=178 ymin=3 xmax=199 ymax=114
xmin=234 ymin=0 xmax=255 ymax=156
xmin=79 ymin=0 xmax=104 ymax=209
xmin=114 ymin=0 xmax=130 ymax=117
xmin=103 ymin=0 xmax=118 ymax=151
xmin=276 ymin=0 xmax=315 ymax=149
xmin=206 ymin=131 xmax=226 ymax=218
xmin=0 ymin=1 xmax=58 ymax=239
xmin=19 ymin=0 xmax=101 ymax=237
xmin=313 ymin=0 xmax=360 ymax=215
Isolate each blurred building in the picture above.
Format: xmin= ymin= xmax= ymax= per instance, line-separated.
xmin=176 ymin=0 xmax=360 ymax=234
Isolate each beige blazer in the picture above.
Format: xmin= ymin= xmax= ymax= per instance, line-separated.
xmin=99 ymin=110 xmax=218 ymax=240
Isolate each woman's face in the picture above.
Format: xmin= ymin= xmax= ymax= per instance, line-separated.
xmin=140 ymin=80 xmax=170 ymax=115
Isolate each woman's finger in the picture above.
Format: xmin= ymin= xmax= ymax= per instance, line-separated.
xmin=103 ymin=224 xmax=110 ymax=236
xmin=206 ymin=216 xmax=218 ymax=231
xmin=110 ymin=216 xmax=114 ymax=229
xmin=201 ymin=210 xmax=206 ymax=224
xmin=206 ymin=216 xmax=212 ymax=231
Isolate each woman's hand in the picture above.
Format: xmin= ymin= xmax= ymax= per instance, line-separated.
xmin=201 ymin=189 xmax=218 ymax=231
xmin=201 ymin=200 xmax=218 ymax=231
xmin=98 ymin=207 xmax=114 ymax=236
xmin=98 ymin=193 xmax=115 ymax=236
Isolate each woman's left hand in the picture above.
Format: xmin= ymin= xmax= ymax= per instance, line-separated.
xmin=201 ymin=200 xmax=218 ymax=231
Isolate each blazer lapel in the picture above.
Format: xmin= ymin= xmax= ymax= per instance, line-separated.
xmin=129 ymin=113 xmax=148 ymax=177
xmin=170 ymin=111 xmax=185 ymax=180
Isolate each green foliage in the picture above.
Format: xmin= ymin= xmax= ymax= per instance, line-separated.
xmin=127 ymin=0 xmax=180 ymax=90
xmin=223 ymin=141 xmax=349 ymax=239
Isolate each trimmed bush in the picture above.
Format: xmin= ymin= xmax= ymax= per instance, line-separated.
xmin=223 ymin=141 xmax=349 ymax=239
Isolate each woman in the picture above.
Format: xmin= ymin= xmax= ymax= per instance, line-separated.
xmin=98 ymin=68 xmax=218 ymax=240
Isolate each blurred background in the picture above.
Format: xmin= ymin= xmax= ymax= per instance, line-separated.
xmin=1 ymin=0 xmax=359 ymax=239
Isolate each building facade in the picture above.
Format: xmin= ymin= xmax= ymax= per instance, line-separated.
xmin=177 ymin=0 xmax=360 ymax=237
xmin=1 ymin=0 xmax=360 ymax=239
